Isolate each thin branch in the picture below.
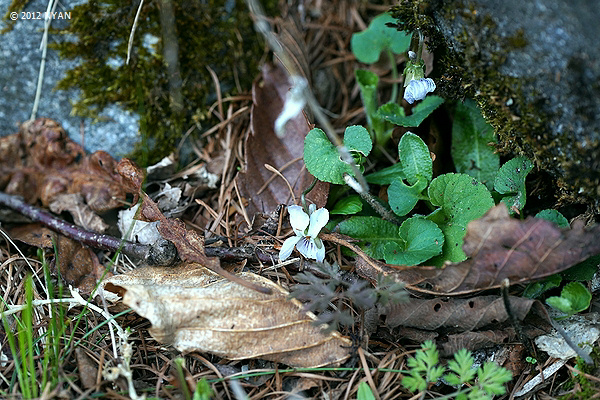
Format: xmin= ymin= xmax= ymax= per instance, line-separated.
xmin=126 ymin=0 xmax=144 ymax=65
xmin=30 ymin=0 xmax=58 ymax=120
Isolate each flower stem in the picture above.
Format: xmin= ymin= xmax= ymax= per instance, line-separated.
xmin=387 ymin=49 xmax=398 ymax=104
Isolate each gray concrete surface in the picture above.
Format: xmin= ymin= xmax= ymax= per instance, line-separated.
xmin=0 ymin=0 xmax=139 ymax=158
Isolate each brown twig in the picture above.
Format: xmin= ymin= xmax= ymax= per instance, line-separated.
xmin=0 ymin=191 xmax=278 ymax=267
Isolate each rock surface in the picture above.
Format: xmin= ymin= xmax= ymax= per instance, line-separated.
xmin=0 ymin=0 xmax=139 ymax=157
xmin=394 ymin=0 xmax=600 ymax=210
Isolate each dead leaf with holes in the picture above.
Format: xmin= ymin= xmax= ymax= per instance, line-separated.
xmin=235 ymin=63 xmax=328 ymax=216
xmin=101 ymin=264 xmax=352 ymax=368
xmin=383 ymin=295 xmax=542 ymax=331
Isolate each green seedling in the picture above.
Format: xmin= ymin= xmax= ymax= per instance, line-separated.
xmin=451 ymin=99 xmax=499 ymax=190
xmin=357 ymin=382 xmax=376 ymax=400
xmin=402 ymin=341 xmax=512 ymax=399
xmin=494 ymin=156 xmax=534 ymax=214
xmin=352 ymin=12 xmax=411 ymax=107
xmin=546 ymin=281 xmax=592 ymax=318
xmin=525 ymin=356 xmax=538 ymax=364
xmin=351 ymin=13 xmax=411 ymax=64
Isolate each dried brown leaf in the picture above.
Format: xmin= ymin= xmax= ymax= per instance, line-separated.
xmin=408 ymin=205 xmax=600 ymax=295
xmin=236 ymin=63 xmax=328 ymax=216
xmin=102 ymin=264 xmax=352 ymax=368
xmin=355 ymin=205 xmax=600 ymax=296
xmin=439 ymin=330 xmax=514 ymax=356
xmin=0 ymin=118 xmax=140 ymax=213
xmin=384 ymin=296 xmax=538 ymax=331
xmin=75 ymin=348 xmax=98 ymax=390
xmin=9 ymin=224 xmax=108 ymax=293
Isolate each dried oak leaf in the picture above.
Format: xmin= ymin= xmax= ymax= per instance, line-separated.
xmin=9 ymin=224 xmax=108 ymax=293
xmin=101 ymin=264 xmax=352 ymax=368
xmin=235 ymin=63 xmax=328 ymax=216
xmin=384 ymin=295 xmax=540 ymax=331
xmin=356 ymin=205 xmax=600 ymax=296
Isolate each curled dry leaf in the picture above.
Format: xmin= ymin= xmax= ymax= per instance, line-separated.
xmin=101 ymin=264 xmax=352 ymax=368
xmin=355 ymin=205 xmax=600 ymax=296
xmin=0 ymin=118 xmax=140 ymax=213
xmin=235 ymin=63 xmax=328 ymax=216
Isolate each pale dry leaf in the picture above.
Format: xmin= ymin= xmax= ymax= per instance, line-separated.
xmin=101 ymin=264 xmax=352 ymax=368
xmin=49 ymin=193 xmax=109 ymax=233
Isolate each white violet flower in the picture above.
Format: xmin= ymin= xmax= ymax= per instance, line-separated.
xmin=404 ymin=78 xmax=436 ymax=104
xmin=279 ymin=204 xmax=329 ymax=262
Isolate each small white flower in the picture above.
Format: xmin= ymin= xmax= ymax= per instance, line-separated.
xmin=404 ymin=78 xmax=436 ymax=104
xmin=279 ymin=204 xmax=329 ymax=262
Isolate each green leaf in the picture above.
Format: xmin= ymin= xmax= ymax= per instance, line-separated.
xmin=451 ymin=99 xmax=499 ymax=190
xmin=330 ymin=195 xmax=363 ymax=215
xmin=365 ymin=162 xmax=405 ymax=184
xmin=377 ymin=96 xmax=444 ymax=127
xmin=386 ymin=133 xmax=432 ymax=216
xmin=535 ymin=209 xmax=570 ymax=228
xmin=444 ymin=349 xmax=476 ymax=386
xmin=477 ymin=362 xmax=512 ymax=396
xmin=546 ymin=282 xmax=592 ymax=316
xmin=398 ymin=132 xmax=433 ymax=185
xmin=402 ymin=340 xmax=445 ymax=392
xmin=562 ymin=255 xmax=600 ymax=281
xmin=494 ymin=156 xmax=534 ymax=213
xmin=338 ymin=216 xmax=405 ymax=260
xmin=427 ymin=173 xmax=494 ymax=264
xmin=384 ymin=217 xmax=444 ymax=266
xmin=193 ymin=378 xmax=214 ymax=400
xmin=351 ymin=13 xmax=411 ymax=64
xmin=345 ymin=125 xmax=373 ymax=156
xmin=522 ymin=274 xmax=562 ymax=299
xmin=357 ymin=382 xmax=376 ymax=400
xmin=388 ymin=179 xmax=426 ymax=216
xmin=304 ymin=126 xmax=372 ymax=184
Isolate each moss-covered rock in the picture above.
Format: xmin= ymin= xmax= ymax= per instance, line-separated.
xmin=50 ymin=0 xmax=277 ymax=165
xmin=391 ymin=0 xmax=600 ymax=212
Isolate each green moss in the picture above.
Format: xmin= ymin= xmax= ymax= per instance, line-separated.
xmin=558 ymin=348 xmax=600 ymax=400
xmin=1 ymin=0 xmax=29 ymax=33
xmin=50 ymin=0 xmax=277 ymax=165
xmin=389 ymin=0 xmax=598 ymax=210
